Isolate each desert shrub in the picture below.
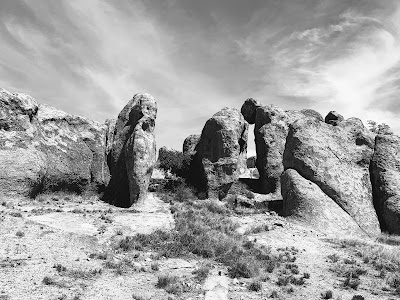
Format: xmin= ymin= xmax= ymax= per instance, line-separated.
xmin=344 ymin=274 xmax=360 ymax=290
xmin=151 ymin=262 xmax=159 ymax=271
xmin=248 ymin=279 xmax=262 ymax=291
xmin=10 ymin=212 xmax=22 ymax=218
xmin=367 ymin=120 xmax=393 ymax=135
xmin=15 ymin=230 xmax=25 ymax=237
xmin=116 ymin=202 xmax=276 ymax=278
xmin=192 ymin=265 xmax=210 ymax=282
xmin=387 ymin=273 xmax=400 ymax=294
xmin=351 ymin=296 xmax=365 ymax=300
xmin=156 ymin=274 xmax=187 ymax=294
xmin=320 ymin=290 xmax=333 ymax=299
xmin=327 ymin=253 xmax=340 ymax=263
xmin=158 ymin=147 xmax=191 ymax=179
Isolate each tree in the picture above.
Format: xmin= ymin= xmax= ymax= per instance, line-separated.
xmin=367 ymin=120 xmax=393 ymax=135
xmin=158 ymin=147 xmax=191 ymax=179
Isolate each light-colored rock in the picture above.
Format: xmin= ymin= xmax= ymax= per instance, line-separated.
xmin=283 ymin=117 xmax=380 ymax=236
xmin=203 ymin=275 xmax=229 ymax=300
xmin=370 ymin=134 xmax=400 ymax=234
xmin=0 ymin=88 xmax=109 ymax=197
xmin=281 ymin=169 xmax=365 ymax=237
xmin=191 ymin=107 xmax=248 ymax=198
xmin=104 ymin=93 xmax=157 ymax=207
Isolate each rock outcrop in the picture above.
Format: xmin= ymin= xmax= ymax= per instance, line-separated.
xmin=0 ymin=88 xmax=109 ymax=197
xmin=104 ymin=93 xmax=157 ymax=207
xmin=183 ymin=134 xmax=200 ymax=156
xmin=370 ymin=135 xmax=400 ymax=234
xmin=283 ymin=117 xmax=380 ymax=236
xmin=325 ymin=111 xmax=344 ymax=126
xmin=241 ymin=99 xmax=322 ymax=195
xmin=281 ymin=169 xmax=365 ymax=236
xmin=191 ymin=107 xmax=248 ymax=198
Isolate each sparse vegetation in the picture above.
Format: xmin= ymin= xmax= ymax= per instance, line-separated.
xmin=192 ymin=264 xmax=210 ymax=282
xmin=248 ymin=279 xmax=262 ymax=291
xmin=9 ymin=211 xmax=22 ymax=218
xmin=320 ymin=290 xmax=333 ymax=299
xmin=15 ymin=230 xmax=24 ymax=237
xmin=367 ymin=120 xmax=393 ymax=135
xmin=158 ymin=147 xmax=191 ymax=179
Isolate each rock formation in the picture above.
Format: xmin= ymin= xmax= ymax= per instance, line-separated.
xmin=281 ymin=169 xmax=365 ymax=236
xmin=370 ymin=135 xmax=400 ymax=234
xmin=241 ymin=99 xmax=322 ymax=195
xmin=325 ymin=111 xmax=344 ymax=126
xmin=191 ymin=107 xmax=248 ymax=198
xmin=283 ymin=117 xmax=380 ymax=236
xmin=104 ymin=93 xmax=157 ymax=207
xmin=0 ymin=88 xmax=109 ymax=198
xmin=183 ymin=134 xmax=200 ymax=156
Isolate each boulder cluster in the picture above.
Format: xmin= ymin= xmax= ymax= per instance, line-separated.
xmin=0 ymin=88 xmax=156 ymax=208
xmin=2 ymin=87 xmax=400 ymax=236
xmin=186 ymin=98 xmax=400 ymax=236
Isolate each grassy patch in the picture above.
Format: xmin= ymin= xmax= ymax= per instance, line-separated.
xmin=114 ymin=201 xmax=292 ymax=279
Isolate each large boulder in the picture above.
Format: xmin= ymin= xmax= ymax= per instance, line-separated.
xmin=191 ymin=107 xmax=248 ymax=198
xmin=0 ymin=88 xmax=109 ymax=197
xmin=104 ymin=93 xmax=157 ymax=207
xmin=243 ymin=102 xmax=319 ymax=195
xmin=282 ymin=169 xmax=365 ymax=237
xmin=283 ymin=117 xmax=380 ymax=236
xmin=370 ymin=135 xmax=400 ymax=234
xmin=183 ymin=134 xmax=200 ymax=156
xmin=36 ymin=104 xmax=109 ymax=193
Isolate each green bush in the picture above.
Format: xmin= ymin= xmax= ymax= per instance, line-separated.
xmin=158 ymin=147 xmax=191 ymax=179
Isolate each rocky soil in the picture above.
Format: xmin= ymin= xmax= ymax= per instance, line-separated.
xmin=1 ymin=191 xmax=399 ymax=300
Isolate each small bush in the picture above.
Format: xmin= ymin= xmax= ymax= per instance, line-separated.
xmin=192 ymin=265 xmax=210 ymax=282
xmin=327 ymin=254 xmax=340 ymax=263
xmin=351 ymin=296 xmax=365 ymax=300
xmin=321 ymin=290 xmax=333 ymax=299
xmin=344 ymin=275 xmax=360 ymax=290
xmin=158 ymin=147 xmax=191 ymax=179
xmin=151 ymin=262 xmax=159 ymax=271
xmin=269 ymin=290 xmax=279 ymax=298
xmin=42 ymin=276 xmax=56 ymax=285
xmin=303 ymin=272 xmax=310 ymax=279
xmin=15 ymin=231 xmax=24 ymax=237
xmin=54 ymin=263 xmax=67 ymax=272
xmin=156 ymin=274 xmax=178 ymax=289
xmin=10 ymin=212 xmax=22 ymax=218
xmin=248 ymin=279 xmax=262 ymax=292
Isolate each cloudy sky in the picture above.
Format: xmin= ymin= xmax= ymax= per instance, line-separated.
xmin=1 ymin=0 xmax=400 ymax=156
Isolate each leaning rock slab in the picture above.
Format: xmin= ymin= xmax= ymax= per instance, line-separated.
xmin=104 ymin=93 xmax=157 ymax=207
xmin=191 ymin=107 xmax=248 ymax=198
xmin=371 ymin=135 xmax=400 ymax=234
xmin=284 ymin=117 xmax=380 ymax=236
xmin=282 ymin=169 xmax=365 ymax=237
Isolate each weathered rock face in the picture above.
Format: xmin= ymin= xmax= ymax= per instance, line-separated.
xmin=300 ymin=109 xmax=323 ymax=122
xmin=325 ymin=111 xmax=344 ymax=126
xmin=0 ymin=88 xmax=110 ymax=197
xmin=245 ymin=102 xmax=319 ymax=195
xmin=283 ymin=117 xmax=380 ymax=236
xmin=104 ymin=93 xmax=157 ymax=207
xmin=370 ymin=135 xmax=400 ymax=234
xmin=183 ymin=134 xmax=200 ymax=156
xmin=282 ymin=169 xmax=365 ymax=237
xmin=191 ymin=107 xmax=248 ymax=198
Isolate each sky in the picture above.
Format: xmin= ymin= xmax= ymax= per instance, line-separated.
xmin=1 ymin=0 xmax=400 ymax=156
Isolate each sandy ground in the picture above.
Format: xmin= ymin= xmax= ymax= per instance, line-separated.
xmin=0 ymin=192 xmax=399 ymax=300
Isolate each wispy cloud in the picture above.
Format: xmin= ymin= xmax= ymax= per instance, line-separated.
xmin=1 ymin=0 xmax=400 ymax=154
